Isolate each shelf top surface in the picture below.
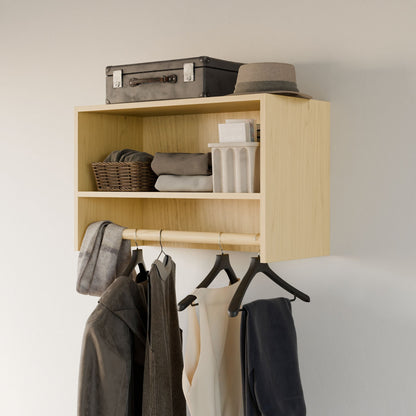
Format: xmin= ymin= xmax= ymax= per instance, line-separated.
xmin=76 ymin=94 xmax=264 ymax=116
xmin=77 ymin=191 xmax=261 ymax=200
xmin=75 ymin=93 xmax=325 ymax=117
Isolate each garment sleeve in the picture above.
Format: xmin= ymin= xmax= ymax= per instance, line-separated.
xmin=77 ymin=324 xmax=129 ymax=416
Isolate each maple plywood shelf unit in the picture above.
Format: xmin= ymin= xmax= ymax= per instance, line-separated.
xmin=75 ymin=93 xmax=330 ymax=262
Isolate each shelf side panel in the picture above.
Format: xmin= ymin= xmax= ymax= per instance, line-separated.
xmin=77 ymin=112 xmax=143 ymax=191
xmin=261 ymin=96 xmax=330 ymax=262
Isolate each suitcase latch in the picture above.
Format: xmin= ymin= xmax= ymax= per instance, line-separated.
xmin=113 ymin=70 xmax=123 ymax=88
xmin=183 ymin=63 xmax=194 ymax=82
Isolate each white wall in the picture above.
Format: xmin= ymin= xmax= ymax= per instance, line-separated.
xmin=1 ymin=0 xmax=415 ymax=415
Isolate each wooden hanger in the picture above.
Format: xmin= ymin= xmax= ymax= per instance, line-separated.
xmin=228 ymin=256 xmax=310 ymax=317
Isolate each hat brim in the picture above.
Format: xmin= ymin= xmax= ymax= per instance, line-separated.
xmin=231 ymin=90 xmax=312 ymax=99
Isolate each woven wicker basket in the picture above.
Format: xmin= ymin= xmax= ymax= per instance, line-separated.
xmin=92 ymin=161 xmax=157 ymax=191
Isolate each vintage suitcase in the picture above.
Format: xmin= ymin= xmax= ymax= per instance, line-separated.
xmin=106 ymin=56 xmax=243 ymax=104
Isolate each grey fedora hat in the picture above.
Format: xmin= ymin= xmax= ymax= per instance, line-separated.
xmin=232 ymin=62 xmax=311 ymax=99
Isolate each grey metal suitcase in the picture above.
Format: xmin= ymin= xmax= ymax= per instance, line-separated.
xmin=106 ymin=56 xmax=243 ymax=104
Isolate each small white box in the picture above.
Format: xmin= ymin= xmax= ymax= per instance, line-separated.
xmin=225 ymin=119 xmax=256 ymax=141
xmin=218 ymin=122 xmax=251 ymax=143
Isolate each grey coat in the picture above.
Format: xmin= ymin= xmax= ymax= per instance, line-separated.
xmin=78 ymin=276 xmax=148 ymax=416
xmin=141 ymin=256 xmax=186 ymax=416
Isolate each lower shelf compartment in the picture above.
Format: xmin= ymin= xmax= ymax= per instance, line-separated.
xmin=76 ymin=197 xmax=260 ymax=253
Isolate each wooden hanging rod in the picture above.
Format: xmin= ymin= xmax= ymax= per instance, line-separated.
xmin=122 ymin=229 xmax=260 ymax=246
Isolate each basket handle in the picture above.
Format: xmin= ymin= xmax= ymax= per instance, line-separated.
xmin=129 ymin=74 xmax=177 ymax=87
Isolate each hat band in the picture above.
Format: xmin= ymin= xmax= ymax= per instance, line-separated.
xmin=234 ymin=80 xmax=299 ymax=94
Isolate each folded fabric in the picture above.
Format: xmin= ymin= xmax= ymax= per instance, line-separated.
xmin=103 ymin=148 xmax=153 ymax=163
xmin=76 ymin=221 xmax=132 ymax=296
xmin=155 ymin=175 xmax=213 ymax=192
xmin=151 ymin=152 xmax=212 ymax=176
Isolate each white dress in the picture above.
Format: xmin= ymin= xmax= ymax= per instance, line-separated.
xmin=182 ymin=281 xmax=243 ymax=416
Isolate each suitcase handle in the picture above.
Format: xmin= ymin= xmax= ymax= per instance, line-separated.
xmin=129 ymin=74 xmax=177 ymax=87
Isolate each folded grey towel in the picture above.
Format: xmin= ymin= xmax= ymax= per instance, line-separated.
xmin=155 ymin=175 xmax=213 ymax=192
xmin=120 ymin=150 xmax=153 ymax=162
xmin=151 ymin=152 xmax=212 ymax=176
xmin=77 ymin=221 xmax=132 ymax=296
xmin=103 ymin=149 xmax=153 ymax=163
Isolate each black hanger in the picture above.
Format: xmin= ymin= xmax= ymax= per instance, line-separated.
xmin=228 ymin=256 xmax=310 ymax=317
xmin=121 ymin=247 xmax=147 ymax=283
xmin=178 ymin=253 xmax=239 ymax=311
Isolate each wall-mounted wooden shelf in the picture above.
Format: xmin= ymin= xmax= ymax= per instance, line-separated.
xmin=75 ymin=93 xmax=330 ymax=262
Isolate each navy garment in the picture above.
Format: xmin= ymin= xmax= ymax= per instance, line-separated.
xmin=240 ymin=298 xmax=306 ymax=416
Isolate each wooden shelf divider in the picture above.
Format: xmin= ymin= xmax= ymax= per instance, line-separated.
xmin=77 ymin=191 xmax=261 ymax=200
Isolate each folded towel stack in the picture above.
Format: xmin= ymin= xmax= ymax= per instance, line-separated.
xmin=151 ymin=152 xmax=213 ymax=192
xmin=104 ymin=148 xmax=153 ymax=162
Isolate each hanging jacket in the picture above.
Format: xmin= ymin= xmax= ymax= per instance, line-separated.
xmin=78 ymin=275 xmax=148 ymax=416
xmin=142 ymin=255 xmax=186 ymax=416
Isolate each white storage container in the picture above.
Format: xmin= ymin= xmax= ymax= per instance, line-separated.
xmin=208 ymin=142 xmax=260 ymax=193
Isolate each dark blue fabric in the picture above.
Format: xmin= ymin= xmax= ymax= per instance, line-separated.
xmin=241 ymin=298 xmax=306 ymax=416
